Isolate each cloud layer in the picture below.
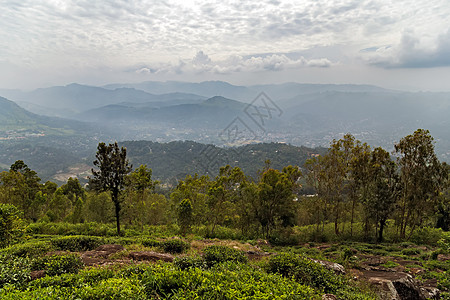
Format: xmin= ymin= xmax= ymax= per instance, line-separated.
xmin=1 ymin=0 xmax=450 ymax=89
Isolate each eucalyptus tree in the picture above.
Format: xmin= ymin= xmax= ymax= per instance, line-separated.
xmin=395 ymin=129 xmax=445 ymax=238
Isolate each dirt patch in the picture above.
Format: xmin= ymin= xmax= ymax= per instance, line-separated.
xmin=81 ymin=244 xmax=125 ymax=266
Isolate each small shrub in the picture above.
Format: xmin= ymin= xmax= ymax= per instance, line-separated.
xmin=174 ymin=256 xmax=206 ymax=270
xmin=0 ymin=254 xmax=30 ymax=288
xmin=401 ymin=248 xmax=422 ymax=256
xmin=51 ymin=236 xmax=104 ymax=252
xmin=203 ymin=245 xmax=248 ymax=267
xmin=0 ymin=240 xmax=53 ymax=258
xmin=160 ymin=239 xmax=190 ymax=254
xmin=382 ymin=261 xmax=400 ymax=268
xmin=77 ymin=277 xmax=146 ymax=299
xmin=31 ymin=254 xmax=84 ymax=276
xmin=371 ymin=249 xmax=389 ymax=256
xmin=341 ymin=247 xmax=356 ymax=260
xmin=265 ymin=252 xmax=341 ymax=293
xmin=141 ymin=238 xmax=161 ymax=248
xmin=411 ymin=227 xmax=443 ymax=246
xmin=431 ymin=249 xmax=443 ymax=260
xmin=438 ymin=232 xmax=450 ymax=253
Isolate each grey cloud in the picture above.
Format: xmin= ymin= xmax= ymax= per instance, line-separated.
xmin=365 ymin=29 xmax=450 ymax=68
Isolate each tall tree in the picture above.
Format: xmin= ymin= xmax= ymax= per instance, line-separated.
xmin=0 ymin=160 xmax=41 ymax=220
xmin=89 ymin=142 xmax=132 ymax=235
xmin=254 ymin=167 xmax=300 ymax=238
xmin=395 ymin=129 xmax=445 ymax=239
xmin=207 ymin=165 xmax=247 ymax=236
xmin=366 ymin=147 xmax=399 ymax=242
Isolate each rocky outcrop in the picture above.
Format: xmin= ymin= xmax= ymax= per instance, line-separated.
xmin=81 ymin=244 xmax=125 ymax=266
xmin=312 ymin=259 xmax=346 ymax=275
xmin=366 ymin=272 xmax=430 ymax=300
xmin=128 ymin=251 xmax=174 ymax=262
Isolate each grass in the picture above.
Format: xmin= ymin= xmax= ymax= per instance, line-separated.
xmin=2 ymin=222 xmax=449 ymax=299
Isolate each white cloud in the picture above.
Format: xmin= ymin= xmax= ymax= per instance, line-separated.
xmin=134 ymin=52 xmax=332 ymax=75
xmin=0 ymin=0 xmax=450 ymax=89
xmin=361 ymin=29 xmax=450 ymax=68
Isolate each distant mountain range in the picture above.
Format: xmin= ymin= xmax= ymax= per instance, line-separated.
xmin=0 ymin=80 xmax=449 ymax=174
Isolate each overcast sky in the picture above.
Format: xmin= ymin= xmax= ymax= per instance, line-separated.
xmin=1 ymin=0 xmax=450 ymax=91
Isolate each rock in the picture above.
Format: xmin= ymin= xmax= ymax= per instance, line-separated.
xmin=365 ymin=257 xmax=385 ymax=266
xmin=30 ymin=270 xmax=46 ymax=280
xmin=246 ymin=250 xmax=271 ymax=260
xmin=81 ymin=244 xmax=125 ymax=266
xmin=368 ymin=272 xmax=427 ymax=300
xmin=321 ymin=294 xmax=337 ymax=300
xmin=421 ymin=287 xmax=440 ymax=300
xmin=437 ymin=254 xmax=450 ymax=261
xmin=128 ymin=251 xmax=174 ymax=262
xmin=95 ymin=244 xmax=125 ymax=254
xmin=312 ymin=259 xmax=346 ymax=275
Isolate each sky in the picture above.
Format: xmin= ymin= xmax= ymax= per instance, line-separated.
xmin=1 ymin=0 xmax=450 ymax=91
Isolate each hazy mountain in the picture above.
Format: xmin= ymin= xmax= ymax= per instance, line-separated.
xmin=0 ymin=84 xmax=207 ymax=118
xmin=2 ymin=81 xmax=450 ymax=162
xmin=0 ymin=96 xmax=39 ymax=126
xmin=0 ymin=95 xmax=98 ymax=133
xmin=103 ymin=80 xmax=392 ymax=102
xmin=77 ymin=96 xmax=249 ymax=129
xmin=103 ymin=80 xmax=255 ymax=101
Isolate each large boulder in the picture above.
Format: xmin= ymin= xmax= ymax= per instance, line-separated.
xmin=367 ymin=272 xmax=427 ymax=300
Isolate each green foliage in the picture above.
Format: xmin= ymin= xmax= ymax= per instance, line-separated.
xmin=0 ymin=253 xmax=30 ymax=288
xmin=173 ymin=255 xmax=206 ymax=270
xmin=0 ymin=204 xmax=25 ymax=248
xmin=401 ymin=248 xmax=422 ymax=256
xmin=438 ymin=231 xmax=450 ymax=252
xmin=141 ymin=238 xmax=161 ymax=248
xmin=77 ymin=277 xmax=146 ymax=299
xmin=410 ymin=226 xmax=443 ymax=246
xmin=31 ymin=254 xmax=84 ymax=276
xmin=90 ymin=142 xmax=132 ymax=235
xmin=140 ymin=262 xmax=317 ymax=299
xmin=27 ymin=221 xmax=117 ymax=236
xmin=203 ymin=245 xmax=248 ymax=267
xmin=0 ymin=240 xmax=53 ymax=258
xmin=265 ymin=252 xmax=341 ymax=293
xmin=381 ymin=261 xmax=400 ymax=268
xmin=50 ymin=235 xmax=104 ymax=251
xmin=177 ymin=198 xmax=193 ymax=235
xmin=160 ymin=239 xmax=190 ymax=254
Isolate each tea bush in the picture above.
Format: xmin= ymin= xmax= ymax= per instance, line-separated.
xmin=77 ymin=277 xmax=146 ymax=299
xmin=401 ymin=248 xmax=422 ymax=256
xmin=0 ymin=254 xmax=30 ymax=288
xmin=0 ymin=240 xmax=53 ymax=258
xmin=31 ymin=254 xmax=84 ymax=276
xmin=410 ymin=227 xmax=443 ymax=246
xmin=265 ymin=252 xmax=341 ymax=293
xmin=141 ymin=238 xmax=161 ymax=248
xmin=202 ymin=245 xmax=248 ymax=267
xmin=50 ymin=235 xmax=105 ymax=251
xmin=174 ymin=255 xmax=206 ymax=270
xmin=160 ymin=239 xmax=190 ymax=254
xmin=140 ymin=262 xmax=317 ymax=299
